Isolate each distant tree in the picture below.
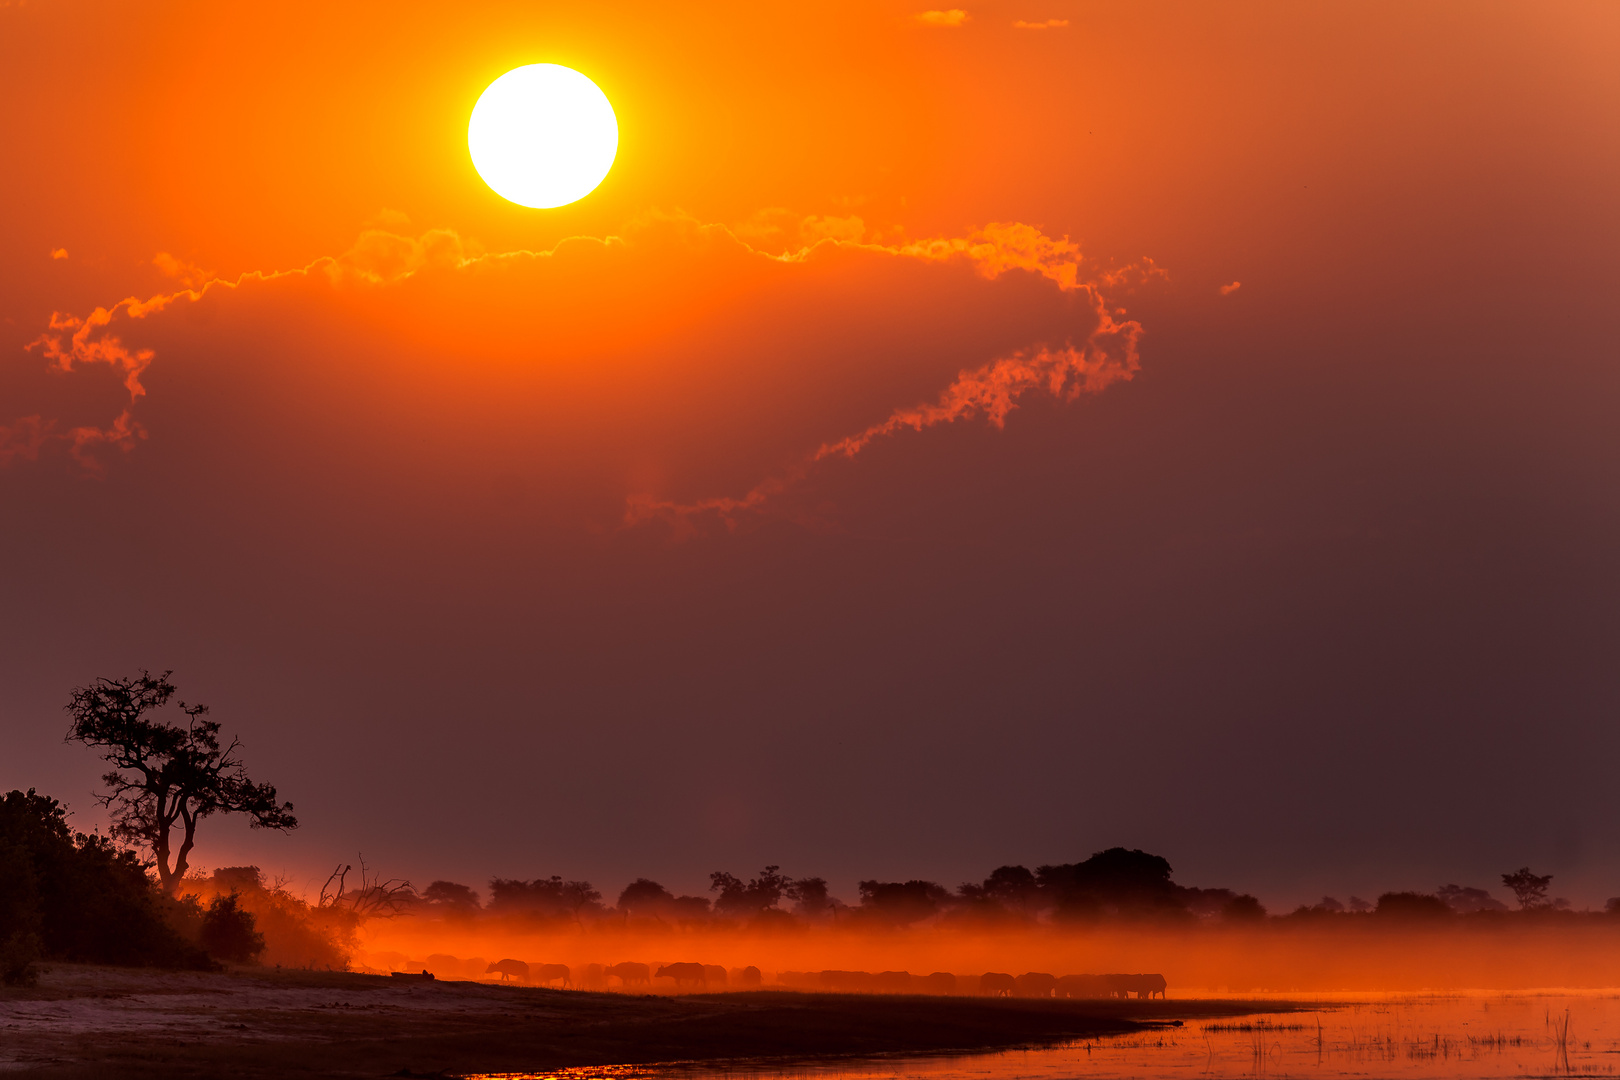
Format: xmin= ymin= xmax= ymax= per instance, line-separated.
xmin=1316 ymin=896 xmax=1346 ymax=913
xmin=1037 ymin=847 xmax=1185 ymax=918
xmin=1605 ymin=897 xmax=1620 ymax=916
xmin=422 ymin=880 xmax=480 ymax=910
xmin=1436 ymin=884 xmax=1509 ymax=913
xmin=1221 ymin=894 xmax=1267 ymax=922
xmin=1182 ymin=887 xmax=1238 ymax=919
xmin=710 ymin=866 xmax=791 ymax=916
xmin=1374 ymin=891 xmax=1453 ymax=920
xmin=1347 ymin=896 xmax=1372 ymax=913
xmin=857 ymin=879 xmax=951 ymax=924
xmin=1501 ymin=867 xmax=1553 ymax=910
xmin=487 ymin=876 xmax=603 ymax=920
xmin=64 ymin=671 xmax=296 ymax=895
xmin=617 ymin=878 xmax=675 ymax=916
xmin=785 ymin=876 xmax=832 ymax=916
xmin=958 ymin=865 xmax=1041 ymax=916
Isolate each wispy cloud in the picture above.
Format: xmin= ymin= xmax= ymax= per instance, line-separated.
xmin=1013 ymin=18 xmax=1068 ymax=29
xmin=916 ymin=9 xmax=969 ymax=27
xmin=12 ymin=216 xmax=1157 ymax=520
xmin=1220 ymin=280 xmax=1242 ymax=295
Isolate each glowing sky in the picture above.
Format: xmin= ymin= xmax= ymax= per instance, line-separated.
xmin=3 ymin=0 xmax=1619 ymax=907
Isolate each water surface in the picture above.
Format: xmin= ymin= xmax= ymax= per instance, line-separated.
xmin=472 ymin=992 xmax=1620 ymax=1079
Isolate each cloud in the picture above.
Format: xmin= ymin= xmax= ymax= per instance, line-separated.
xmin=915 ymin=9 xmax=968 ymax=27
xmin=1220 ymin=280 xmax=1242 ymax=295
xmin=50 ymin=248 xmax=68 ymax=260
xmin=9 ymin=213 xmax=1154 ymax=523
xmin=1012 ymin=18 xmax=1068 ymax=29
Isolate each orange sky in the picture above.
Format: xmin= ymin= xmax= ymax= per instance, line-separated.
xmin=3 ymin=1 xmax=1620 ymax=909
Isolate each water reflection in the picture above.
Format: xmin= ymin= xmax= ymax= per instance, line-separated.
xmin=470 ymin=993 xmax=1620 ymax=1079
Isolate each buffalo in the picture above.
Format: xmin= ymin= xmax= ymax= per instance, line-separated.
xmin=820 ymin=970 xmax=875 ymax=992
xmin=874 ymin=971 xmax=912 ymax=993
xmin=1015 ymin=972 xmax=1057 ymax=998
xmin=579 ymin=963 xmax=607 ymax=990
xmin=606 ymin=961 xmax=651 ymax=987
xmin=655 ymin=962 xmax=708 ymax=987
xmin=922 ymin=971 xmax=958 ymax=995
xmin=532 ymin=963 xmax=571 ymax=987
xmin=731 ymin=965 xmax=763 ymax=988
xmin=1056 ymin=974 xmax=1110 ymax=998
xmin=703 ymin=965 xmax=729 ymax=987
xmin=1104 ymin=973 xmax=1167 ymax=999
xmin=486 ymin=959 xmax=530 ymax=982
xmin=978 ymin=972 xmax=1016 ymax=997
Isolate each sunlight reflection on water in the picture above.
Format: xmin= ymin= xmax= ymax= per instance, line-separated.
xmin=468 ymin=992 xmax=1620 ymax=1080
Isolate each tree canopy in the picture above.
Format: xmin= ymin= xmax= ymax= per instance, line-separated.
xmin=64 ymin=671 xmax=297 ymax=894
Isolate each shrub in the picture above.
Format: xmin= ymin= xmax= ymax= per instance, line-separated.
xmin=200 ymin=893 xmax=265 ymax=964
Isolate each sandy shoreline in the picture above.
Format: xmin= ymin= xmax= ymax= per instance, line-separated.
xmin=0 ymin=964 xmax=1312 ymax=1079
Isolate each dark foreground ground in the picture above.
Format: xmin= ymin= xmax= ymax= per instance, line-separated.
xmin=0 ymin=965 xmax=1313 ymax=1079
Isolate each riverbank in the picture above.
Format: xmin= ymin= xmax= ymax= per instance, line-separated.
xmin=0 ymin=964 xmax=1317 ymax=1078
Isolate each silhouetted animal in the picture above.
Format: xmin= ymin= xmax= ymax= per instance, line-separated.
xmin=579 ymin=963 xmax=607 ymax=990
xmin=532 ymin=963 xmax=571 ymax=987
xmin=776 ymin=971 xmax=820 ymax=989
xmin=978 ymin=972 xmax=1016 ymax=997
xmin=1016 ymin=972 xmax=1057 ymax=998
xmin=1056 ymin=974 xmax=1110 ymax=998
xmin=922 ymin=971 xmax=957 ymax=994
xmin=820 ymin=970 xmax=875 ymax=992
xmin=703 ymin=965 xmax=729 ymax=987
xmin=606 ymin=961 xmax=651 ymax=987
xmin=486 ymin=959 xmax=530 ymax=982
xmin=1103 ymin=973 xmax=1167 ymax=999
xmin=731 ymin=965 xmax=762 ymax=988
xmin=656 ymin=962 xmax=707 ymax=987
xmin=1125 ymin=973 xmax=1167 ymax=999
xmin=874 ymin=971 xmax=912 ymax=993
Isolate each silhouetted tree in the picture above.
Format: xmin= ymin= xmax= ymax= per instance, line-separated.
xmin=199 ymin=892 xmax=265 ymax=963
xmin=487 ymin=876 xmax=603 ymax=919
xmin=710 ymin=866 xmax=791 ymax=916
xmin=857 ymin=879 xmax=951 ymax=924
xmin=1501 ymin=867 xmax=1553 ymax=910
xmin=422 ymin=880 xmax=480 ymax=910
xmin=1374 ymin=891 xmax=1453 ymax=920
xmin=1221 ymin=894 xmax=1267 ymax=921
xmin=617 ymin=878 xmax=675 ymax=916
xmin=64 ymin=671 xmax=296 ymax=895
xmin=1436 ymin=884 xmax=1509 ymax=913
xmin=1037 ymin=847 xmax=1185 ymax=918
xmin=785 ymin=876 xmax=831 ymax=916
xmin=959 ymin=865 xmax=1041 ymax=916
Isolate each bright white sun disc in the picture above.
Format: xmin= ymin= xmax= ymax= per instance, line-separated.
xmin=468 ymin=64 xmax=618 ymax=209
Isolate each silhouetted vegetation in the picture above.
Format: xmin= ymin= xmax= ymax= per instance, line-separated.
xmin=0 ymin=788 xmax=212 ymax=981
xmin=64 ymin=671 xmax=297 ymax=895
xmin=200 ymin=892 xmax=265 ymax=962
xmin=1503 ymin=866 xmax=1554 ymax=909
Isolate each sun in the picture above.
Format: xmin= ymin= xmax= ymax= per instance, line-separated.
xmin=468 ymin=64 xmax=619 ymax=210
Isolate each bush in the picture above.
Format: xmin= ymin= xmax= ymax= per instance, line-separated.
xmin=0 ymin=931 xmax=42 ymax=987
xmin=0 ymin=789 xmax=212 ymax=970
xmin=200 ymin=893 xmax=265 ymax=964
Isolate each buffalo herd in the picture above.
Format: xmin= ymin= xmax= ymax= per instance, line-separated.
xmin=464 ymin=960 xmax=1166 ymax=999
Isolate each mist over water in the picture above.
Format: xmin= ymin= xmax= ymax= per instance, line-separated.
xmin=354 ymin=919 xmax=1620 ymax=995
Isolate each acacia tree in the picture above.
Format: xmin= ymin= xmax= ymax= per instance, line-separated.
xmin=64 ymin=671 xmax=297 ymax=895
xmin=1501 ymin=867 xmax=1553 ymax=910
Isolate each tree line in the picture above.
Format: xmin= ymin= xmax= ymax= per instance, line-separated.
xmin=0 ymin=670 xmax=1607 ymax=988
